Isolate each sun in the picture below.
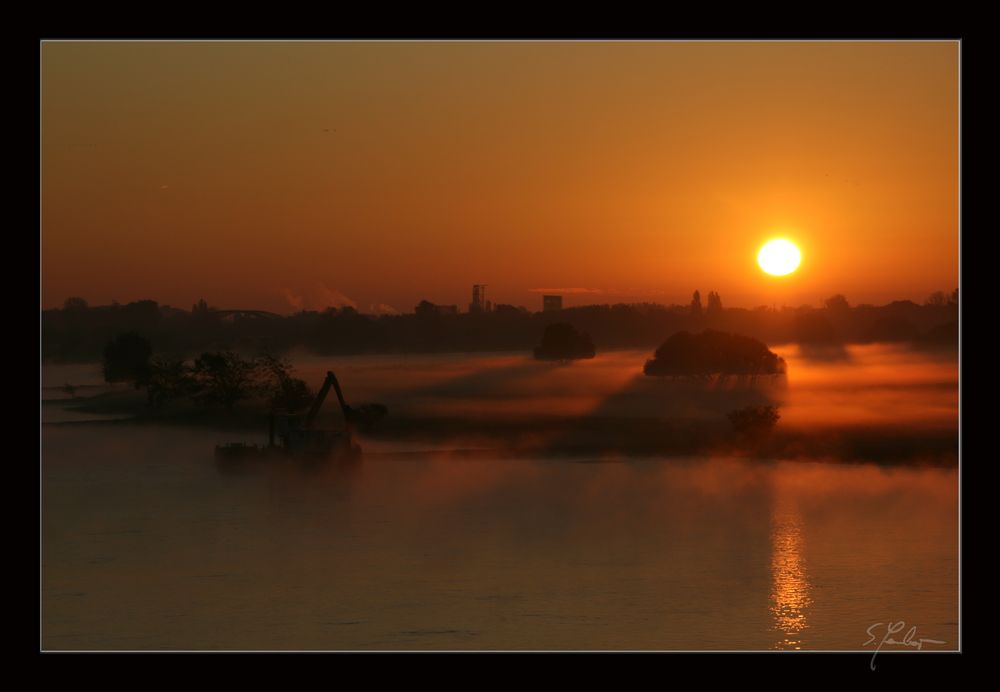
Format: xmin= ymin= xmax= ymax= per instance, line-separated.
xmin=758 ymin=239 xmax=801 ymax=276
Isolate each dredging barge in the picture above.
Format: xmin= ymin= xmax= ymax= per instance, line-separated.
xmin=215 ymin=370 xmax=376 ymax=466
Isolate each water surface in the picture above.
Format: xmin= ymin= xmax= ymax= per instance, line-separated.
xmin=42 ymin=425 xmax=957 ymax=650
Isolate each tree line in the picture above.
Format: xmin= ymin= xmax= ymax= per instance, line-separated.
xmin=103 ymin=333 xmax=314 ymax=411
xmin=44 ymin=290 xmax=958 ymax=362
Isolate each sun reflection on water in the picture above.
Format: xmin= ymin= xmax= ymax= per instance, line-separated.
xmin=770 ymin=498 xmax=813 ymax=649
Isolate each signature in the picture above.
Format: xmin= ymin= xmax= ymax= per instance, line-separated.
xmin=864 ymin=621 xmax=946 ymax=670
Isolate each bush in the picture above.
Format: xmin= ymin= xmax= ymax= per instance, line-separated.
xmin=146 ymin=356 xmax=195 ymax=408
xmin=253 ymin=353 xmax=314 ymax=412
xmin=191 ymin=351 xmax=257 ymax=410
xmin=727 ymin=405 xmax=780 ymax=436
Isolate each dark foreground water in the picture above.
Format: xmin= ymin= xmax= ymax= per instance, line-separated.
xmin=41 ymin=424 xmax=957 ymax=651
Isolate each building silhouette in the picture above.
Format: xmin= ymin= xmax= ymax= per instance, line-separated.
xmin=470 ymin=284 xmax=490 ymax=313
xmin=543 ymin=295 xmax=563 ymax=312
xmin=415 ymin=300 xmax=458 ymax=317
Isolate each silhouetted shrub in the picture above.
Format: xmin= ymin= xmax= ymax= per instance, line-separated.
xmin=254 ymin=353 xmax=314 ymax=412
xmin=727 ymin=405 xmax=780 ymax=435
xmin=925 ymin=291 xmax=949 ymax=307
xmin=825 ymin=294 xmax=850 ymax=311
xmin=534 ymin=323 xmax=596 ymax=361
xmin=266 ymin=375 xmax=313 ymax=412
xmin=146 ymin=356 xmax=196 ymax=408
xmin=644 ymin=330 xmax=785 ymax=378
xmin=191 ymin=351 xmax=257 ymax=410
xmin=63 ymin=297 xmax=89 ymax=311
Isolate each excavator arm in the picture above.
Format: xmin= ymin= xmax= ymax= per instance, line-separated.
xmin=304 ymin=371 xmax=352 ymax=429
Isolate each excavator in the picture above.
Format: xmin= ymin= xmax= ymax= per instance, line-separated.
xmin=214 ymin=371 xmax=386 ymax=465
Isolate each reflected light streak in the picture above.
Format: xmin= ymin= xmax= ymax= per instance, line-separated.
xmin=770 ymin=497 xmax=813 ymax=649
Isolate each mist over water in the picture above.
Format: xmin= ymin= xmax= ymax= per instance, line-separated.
xmin=42 ymin=343 xmax=957 ymax=429
xmin=281 ymin=343 xmax=957 ymax=434
xmin=41 ymin=344 xmax=958 ymax=649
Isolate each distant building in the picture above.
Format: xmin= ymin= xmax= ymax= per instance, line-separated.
xmin=470 ymin=284 xmax=489 ymax=313
xmin=543 ymin=295 xmax=563 ymax=312
xmin=415 ymin=300 xmax=458 ymax=317
xmin=494 ymin=304 xmax=528 ymax=315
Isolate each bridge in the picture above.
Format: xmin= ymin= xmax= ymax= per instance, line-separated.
xmin=212 ymin=309 xmax=282 ymax=320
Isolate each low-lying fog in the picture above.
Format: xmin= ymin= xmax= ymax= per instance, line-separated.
xmin=43 ymin=343 xmax=957 ymax=429
xmin=286 ymin=342 xmax=957 ymax=430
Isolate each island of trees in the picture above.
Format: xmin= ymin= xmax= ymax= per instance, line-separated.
xmin=643 ymin=330 xmax=786 ymax=380
xmin=103 ymin=331 xmax=315 ymax=412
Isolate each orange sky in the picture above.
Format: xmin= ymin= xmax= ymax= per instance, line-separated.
xmin=41 ymin=41 xmax=959 ymax=314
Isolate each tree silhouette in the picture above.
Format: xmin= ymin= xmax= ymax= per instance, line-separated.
xmin=825 ymin=294 xmax=850 ymax=311
xmin=146 ymin=356 xmax=195 ymax=408
xmin=254 ymin=353 xmax=314 ymax=411
xmin=102 ymin=332 xmax=152 ymax=388
xmin=706 ymin=291 xmax=723 ymax=317
xmin=142 ymin=352 xmax=316 ymax=410
xmin=191 ymin=351 xmax=256 ymax=410
xmin=925 ymin=291 xmax=948 ymax=307
xmin=63 ymin=297 xmax=88 ymax=311
xmin=727 ymin=405 xmax=780 ymax=437
xmin=690 ymin=290 xmax=703 ymax=317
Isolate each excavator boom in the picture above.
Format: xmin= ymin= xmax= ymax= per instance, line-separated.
xmin=216 ymin=369 xmax=366 ymax=465
xmin=304 ymin=371 xmax=351 ymax=428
